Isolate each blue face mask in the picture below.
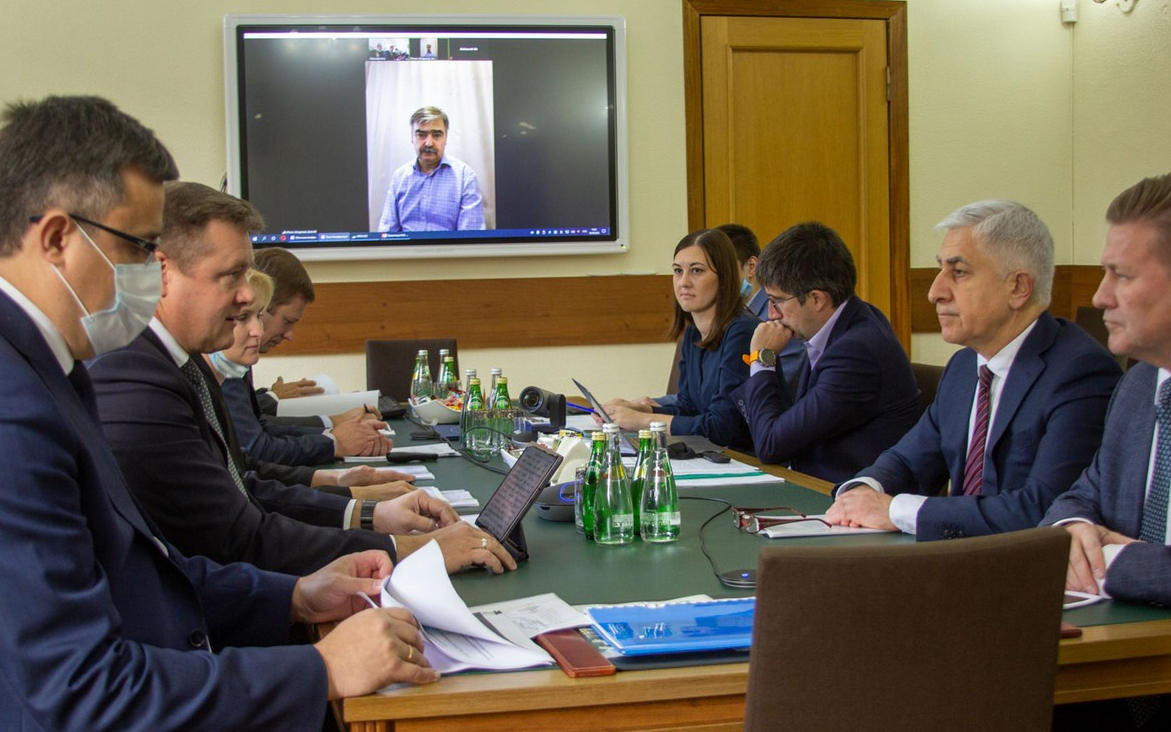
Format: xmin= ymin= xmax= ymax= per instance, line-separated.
xmin=740 ymin=279 xmax=753 ymax=297
xmin=55 ymin=225 xmax=161 ymax=355
xmin=209 ymin=350 xmax=250 ymax=380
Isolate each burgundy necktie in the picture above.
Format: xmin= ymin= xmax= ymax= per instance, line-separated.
xmin=961 ymin=366 xmax=994 ymax=497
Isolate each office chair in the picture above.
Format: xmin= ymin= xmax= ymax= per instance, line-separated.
xmin=911 ymin=362 xmax=945 ymax=414
xmin=365 ymin=338 xmax=458 ymax=402
xmin=745 ymin=527 xmax=1069 ymax=732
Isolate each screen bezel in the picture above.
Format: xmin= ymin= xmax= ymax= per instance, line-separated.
xmin=223 ymin=13 xmax=629 ymax=262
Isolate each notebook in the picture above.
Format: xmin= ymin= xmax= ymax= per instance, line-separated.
xmin=475 ymin=443 xmax=563 ymax=561
xmin=587 ymin=598 xmax=755 ymax=656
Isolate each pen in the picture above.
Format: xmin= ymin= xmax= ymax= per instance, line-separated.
xmin=566 ymin=402 xmax=595 ymax=414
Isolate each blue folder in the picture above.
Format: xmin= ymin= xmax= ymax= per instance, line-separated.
xmin=587 ymin=598 xmax=755 ymax=656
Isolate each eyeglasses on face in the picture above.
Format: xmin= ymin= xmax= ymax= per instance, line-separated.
xmin=29 ymin=213 xmax=159 ymax=257
xmin=765 ymin=294 xmax=799 ymax=309
xmin=732 ymin=506 xmax=832 ymax=534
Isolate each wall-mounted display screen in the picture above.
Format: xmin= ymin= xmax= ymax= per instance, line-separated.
xmin=224 ymin=14 xmax=628 ymax=260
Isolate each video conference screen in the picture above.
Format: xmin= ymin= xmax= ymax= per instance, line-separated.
xmin=224 ymin=16 xmax=628 ymax=260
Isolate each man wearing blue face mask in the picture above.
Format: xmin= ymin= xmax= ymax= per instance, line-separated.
xmin=0 ymin=95 xmax=442 ymax=732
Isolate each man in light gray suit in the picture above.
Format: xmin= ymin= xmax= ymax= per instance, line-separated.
xmin=1042 ymin=171 xmax=1171 ymax=611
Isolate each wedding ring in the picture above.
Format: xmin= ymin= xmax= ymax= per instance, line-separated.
xmin=407 ymin=646 xmax=414 ymax=663
xmin=480 ymin=537 xmax=488 ymax=549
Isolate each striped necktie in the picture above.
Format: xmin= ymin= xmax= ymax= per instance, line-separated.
xmin=1139 ymin=379 xmax=1171 ymax=544
xmin=961 ymin=365 xmax=994 ymax=497
xmin=179 ymin=358 xmax=250 ymax=498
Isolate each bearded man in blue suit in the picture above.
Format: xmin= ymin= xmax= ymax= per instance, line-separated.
xmin=0 ymin=95 xmax=438 ymax=732
xmin=828 ymin=200 xmax=1120 ymax=540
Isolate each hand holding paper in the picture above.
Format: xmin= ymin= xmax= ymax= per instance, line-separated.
xmin=380 ymin=541 xmax=551 ymax=674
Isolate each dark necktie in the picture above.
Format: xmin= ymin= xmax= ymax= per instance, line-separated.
xmin=1140 ymin=379 xmax=1171 ymax=544
xmin=179 ymin=358 xmax=250 ymax=498
xmin=961 ymin=365 xmax=994 ymax=497
xmin=67 ymin=363 xmax=98 ymax=421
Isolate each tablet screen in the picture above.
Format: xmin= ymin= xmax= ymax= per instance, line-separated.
xmin=476 ymin=444 xmax=563 ymax=553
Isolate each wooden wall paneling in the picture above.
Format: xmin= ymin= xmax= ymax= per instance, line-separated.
xmin=283 ymin=275 xmax=676 ymax=356
xmin=909 ymin=265 xmax=1104 ymax=334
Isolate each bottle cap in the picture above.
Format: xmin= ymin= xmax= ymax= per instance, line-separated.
xmin=444 ymin=355 xmax=454 ymax=363
xmin=638 ymin=429 xmax=652 ymax=439
xmin=416 ymin=349 xmax=428 ymax=356
xmin=498 ymin=376 xmax=508 ymax=384
xmin=592 ymin=430 xmax=607 ymax=441
xmin=491 ymin=367 xmax=503 ymax=376
xmin=602 ymin=423 xmax=620 ymax=434
xmin=469 ymin=377 xmax=481 ymax=386
xmin=650 ymin=421 xmax=667 ymax=432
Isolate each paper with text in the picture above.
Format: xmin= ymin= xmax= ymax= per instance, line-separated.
xmin=380 ymin=541 xmax=552 ymax=673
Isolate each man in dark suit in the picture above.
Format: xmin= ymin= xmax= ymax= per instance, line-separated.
xmin=828 ymin=201 xmax=1121 ymax=540
xmin=90 ymin=181 xmax=513 ymax=576
xmin=0 ymin=94 xmax=439 ymax=731
xmin=1042 ymin=173 xmax=1171 ymax=608
xmin=731 ymin=222 xmax=921 ymax=483
xmin=217 ymin=246 xmax=390 ymax=466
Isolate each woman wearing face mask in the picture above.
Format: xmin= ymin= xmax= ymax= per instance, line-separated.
xmin=601 ymin=229 xmax=754 ymax=449
xmin=205 ymin=269 xmax=272 ymax=386
xmin=206 ymin=270 xmax=416 ymax=500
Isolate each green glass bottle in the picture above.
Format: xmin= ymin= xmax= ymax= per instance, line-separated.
xmin=579 ymin=430 xmax=607 ymax=539
xmin=492 ymin=376 xmax=513 ymax=453
xmin=409 ymin=349 xmax=432 ymax=405
xmin=593 ymin=423 xmax=634 ymax=545
xmin=437 ymin=355 xmax=458 ymax=397
xmin=641 ymin=420 xmax=681 ymax=542
xmin=629 ymin=428 xmax=654 ymax=532
xmin=461 ymin=377 xmax=490 ymax=457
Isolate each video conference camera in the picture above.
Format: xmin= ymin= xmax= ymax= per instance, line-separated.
xmin=518 ymin=386 xmax=567 ymax=431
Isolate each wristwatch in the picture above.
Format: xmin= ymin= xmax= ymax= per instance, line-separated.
xmin=360 ymin=499 xmax=378 ymax=530
xmin=743 ymin=349 xmax=778 ymax=367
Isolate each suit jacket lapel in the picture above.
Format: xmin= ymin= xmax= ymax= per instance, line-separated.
xmin=986 ymin=313 xmax=1057 ymax=453
xmin=0 ymin=294 xmax=166 ymax=550
xmin=801 ymin=297 xmax=862 ymax=396
xmin=1119 ymin=366 xmax=1158 ymax=536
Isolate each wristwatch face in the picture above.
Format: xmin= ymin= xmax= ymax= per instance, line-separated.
xmin=760 ymin=348 xmax=777 ymax=367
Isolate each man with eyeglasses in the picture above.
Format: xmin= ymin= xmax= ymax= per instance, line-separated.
xmin=730 ymin=221 xmax=921 ymax=483
xmin=828 ymin=201 xmax=1120 ymax=541
xmin=0 ymin=95 xmax=446 ymax=731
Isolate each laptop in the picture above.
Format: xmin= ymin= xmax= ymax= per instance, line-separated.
xmin=475 ymin=443 xmax=563 ymax=561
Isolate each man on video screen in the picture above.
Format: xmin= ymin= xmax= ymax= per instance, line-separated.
xmin=377 ymin=106 xmax=485 ymax=233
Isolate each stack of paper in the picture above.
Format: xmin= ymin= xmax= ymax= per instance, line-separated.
xmin=380 ymin=541 xmax=553 ymax=674
xmin=757 ymin=514 xmax=894 ymax=539
xmin=419 ymin=485 xmax=479 ymax=509
xmin=276 ymin=390 xmax=379 ymax=417
xmin=669 ymin=457 xmax=783 ymax=487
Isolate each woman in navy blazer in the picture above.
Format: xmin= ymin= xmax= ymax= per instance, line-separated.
xmin=603 ymin=229 xmax=753 ymax=449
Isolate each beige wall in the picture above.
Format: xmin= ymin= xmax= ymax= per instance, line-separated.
xmin=2 ymin=0 xmax=1167 ymax=389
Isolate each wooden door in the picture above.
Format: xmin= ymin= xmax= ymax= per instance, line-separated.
xmin=685 ymin=1 xmax=910 ymax=346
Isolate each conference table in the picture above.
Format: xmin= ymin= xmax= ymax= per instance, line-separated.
xmin=327 ymin=431 xmax=1171 ymax=732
